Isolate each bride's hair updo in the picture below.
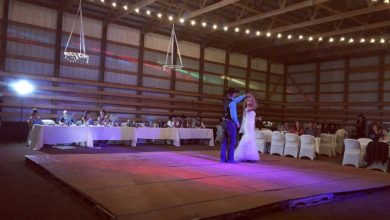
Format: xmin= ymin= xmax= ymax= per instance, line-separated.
xmin=244 ymin=93 xmax=258 ymax=111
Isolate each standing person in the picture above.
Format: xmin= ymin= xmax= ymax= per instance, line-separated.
xmin=220 ymin=88 xmax=247 ymax=163
xmin=234 ymin=94 xmax=259 ymax=162
xmin=27 ymin=108 xmax=43 ymax=129
xmin=356 ymin=114 xmax=366 ymax=138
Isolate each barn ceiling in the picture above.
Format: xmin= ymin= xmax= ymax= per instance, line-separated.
xmin=21 ymin=0 xmax=390 ymax=63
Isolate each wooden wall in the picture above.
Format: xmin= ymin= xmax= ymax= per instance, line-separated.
xmin=0 ymin=0 xmax=284 ymax=127
xmin=285 ymin=53 xmax=390 ymax=127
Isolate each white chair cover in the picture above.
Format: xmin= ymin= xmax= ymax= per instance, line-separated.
xmin=284 ymin=133 xmax=300 ymax=158
xmin=357 ymin=138 xmax=372 ymax=154
xmin=255 ymin=130 xmax=266 ymax=153
xmin=342 ymin=139 xmax=365 ymax=168
xmin=270 ymin=132 xmax=285 ymax=156
xmin=319 ymin=134 xmax=333 ymax=157
xmin=215 ymin=125 xmax=223 ymax=143
xmin=299 ymin=135 xmax=316 ymax=160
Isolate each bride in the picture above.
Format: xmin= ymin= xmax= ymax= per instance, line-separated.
xmin=234 ymin=94 xmax=260 ymax=162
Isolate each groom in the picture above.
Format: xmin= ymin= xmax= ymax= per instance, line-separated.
xmin=220 ymin=88 xmax=247 ymax=163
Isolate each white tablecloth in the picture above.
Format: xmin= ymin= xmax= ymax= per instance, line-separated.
xmin=177 ymin=128 xmax=214 ymax=146
xmin=90 ymin=126 xmax=136 ymax=141
xmin=29 ymin=125 xmax=94 ymax=150
xmin=132 ymin=128 xmax=214 ymax=147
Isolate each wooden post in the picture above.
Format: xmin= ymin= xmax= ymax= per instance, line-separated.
xmin=344 ymin=58 xmax=350 ymax=125
xmin=0 ymin=0 xmax=9 ymax=123
xmin=197 ymin=43 xmax=205 ymax=118
xmin=135 ymin=31 xmax=145 ymax=119
xmin=223 ymin=51 xmax=230 ymax=92
xmin=265 ymin=59 xmax=271 ymax=109
xmin=315 ymin=62 xmax=320 ymax=123
xmin=245 ymin=55 xmax=251 ymax=94
xmin=378 ymin=52 xmax=385 ymax=121
xmin=51 ymin=9 xmax=63 ymax=114
xmin=283 ymin=64 xmax=288 ymax=122
xmin=98 ymin=22 xmax=108 ymax=110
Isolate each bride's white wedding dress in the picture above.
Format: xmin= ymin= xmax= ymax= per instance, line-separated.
xmin=234 ymin=109 xmax=260 ymax=161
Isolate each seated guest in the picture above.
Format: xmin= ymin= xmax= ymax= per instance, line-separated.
xmin=291 ymin=121 xmax=304 ymax=136
xmin=58 ymin=110 xmax=74 ymax=126
xmin=335 ymin=126 xmax=349 ymax=138
xmin=27 ymin=108 xmax=43 ymax=129
xmin=327 ymin=123 xmax=337 ymax=134
xmin=193 ymin=116 xmax=206 ymax=128
xmin=380 ymin=128 xmax=390 ymax=143
xmin=316 ymin=123 xmax=323 ymax=134
xmin=304 ymin=122 xmax=317 ymax=137
xmin=81 ymin=110 xmax=94 ymax=126
xmin=280 ymin=122 xmax=290 ymax=133
xmin=167 ymin=115 xmax=176 ymax=128
xmin=97 ymin=110 xmax=110 ymax=126
xmin=183 ymin=116 xmax=191 ymax=128
xmin=368 ymin=123 xmax=382 ymax=142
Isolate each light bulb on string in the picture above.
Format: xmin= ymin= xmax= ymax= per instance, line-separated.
xmin=112 ymin=2 xmax=116 ymax=7
xmin=266 ymin=32 xmax=271 ymax=37
xmin=134 ymin=8 xmax=139 ymax=13
xmin=370 ymin=38 xmax=376 ymax=43
xmin=223 ymin=26 xmax=229 ymax=31
xmin=202 ymin=22 xmax=207 ymax=27
xmin=235 ymin=27 xmax=240 ymax=32
xmin=256 ymin=31 xmax=261 ymax=36
xmin=277 ymin=33 xmax=282 ymax=38
xmin=348 ymin=38 xmax=354 ymax=43
xmin=308 ymin=36 xmax=313 ymax=41
xmin=329 ymin=37 xmax=334 ymax=42
xmin=340 ymin=37 xmax=345 ymax=42
xmin=380 ymin=38 xmax=385 ymax=43
xmin=287 ymin=34 xmax=292 ymax=39
xmin=245 ymin=29 xmax=250 ymax=34
xmin=190 ymin=20 xmax=196 ymax=26
xmin=360 ymin=38 xmax=365 ymax=43
xmin=299 ymin=35 xmax=303 ymax=40
xmin=168 ymin=15 xmax=174 ymax=21
xmin=146 ymin=10 xmax=151 ymax=16
xmin=179 ymin=18 xmax=185 ymax=23
xmin=157 ymin=13 xmax=162 ymax=18
xmin=123 ymin=5 xmax=128 ymax=10
xmin=318 ymin=37 xmax=323 ymax=42
xmin=213 ymin=24 xmax=218 ymax=30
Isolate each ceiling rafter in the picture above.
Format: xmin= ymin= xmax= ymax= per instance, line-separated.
xmin=270 ymin=3 xmax=390 ymax=33
xmin=182 ymin=0 xmax=240 ymax=20
xmin=226 ymin=0 xmax=329 ymax=28
xmin=107 ymin=0 xmax=158 ymax=23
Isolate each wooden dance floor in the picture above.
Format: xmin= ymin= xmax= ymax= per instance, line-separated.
xmin=26 ymin=149 xmax=390 ymax=220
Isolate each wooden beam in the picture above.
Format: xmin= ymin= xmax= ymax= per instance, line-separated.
xmin=0 ymin=0 xmax=9 ymax=71
xmin=226 ymin=0 xmax=328 ymax=28
xmin=270 ymin=3 xmax=390 ymax=33
xmin=136 ymin=31 xmax=145 ymax=119
xmin=343 ymin=58 xmax=350 ymax=124
xmin=183 ymin=0 xmax=240 ymax=20
xmin=198 ymin=43 xmax=205 ymax=117
xmin=245 ymin=55 xmax=251 ymax=93
xmin=107 ymin=0 xmax=157 ymax=23
xmin=265 ymin=60 xmax=271 ymax=106
xmin=379 ymin=52 xmax=385 ymax=120
xmin=282 ymin=64 xmax=288 ymax=122
xmin=315 ymin=62 xmax=320 ymax=122
xmin=52 ymin=9 xmax=63 ymax=115
xmin=287 ymin=74 xmax=314 ymax=104
xmin=98 ymin=23 xmax=108 ymax=110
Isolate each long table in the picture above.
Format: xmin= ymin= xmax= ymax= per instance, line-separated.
xmin=28 ymin=125 xmax=214 ymax=150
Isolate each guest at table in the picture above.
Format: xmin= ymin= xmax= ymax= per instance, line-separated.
xmin=97 ymin=110 xmax=110 ymax=126
xmin=368 ymin=123 xmax=382 ymax=142
xmin=58 ymin=110 xmax=74 ymax=126
xmin=82 ymin=110 xmax=94 ymax=126
xmin=27 ymin=108 xmax=43 ymax=129
xmin=380 ymin=128 xmax=390 ymax=144
xmin=183 ymin=116 xmax=191 ymax=128
xmin=167 ymin=115 xmax=176 ymax=128
xmin=304 ymin=122 xmax=317 ymax=137
xmin=327 ymin=123 xmax=337 ymax=134
xmin=335 ymin=126 xmax=349 ymax=138
xmin=193 ymin=116 xmax=206 ymax=128
xmin=291 ymin=121 xmax=304 ymax=136
xmin=356 ymin=114 xmax=367 ymax=138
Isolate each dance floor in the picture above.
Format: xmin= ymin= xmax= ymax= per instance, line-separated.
xmin=26 ymin=148 xmax=390 ymax=220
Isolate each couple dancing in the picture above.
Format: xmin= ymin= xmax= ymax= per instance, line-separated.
xmin=221 ymin=88 xmax=259 ymax=163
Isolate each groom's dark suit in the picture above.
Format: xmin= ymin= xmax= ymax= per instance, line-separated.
xmin=220 ymin=94 xmax=246 ymax=163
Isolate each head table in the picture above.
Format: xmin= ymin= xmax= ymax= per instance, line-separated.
xmin=28 ymin=125 xmax=214 ymax=150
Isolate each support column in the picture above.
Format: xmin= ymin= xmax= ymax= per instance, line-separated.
xmin=223 ymin=51 xmax=230 ymax=93
xmin=315 ymin=62 xmax=320 ymax=123
xmin=135 ymin=31 xmax=145 ymax=119
xmin=98 ymin=23 xmax=108 ymax=109
xmin=378 ymin=52 xmax=385 ymax=121
xmin=282 ymin=64 xmax=288 ymax=122
xmin=343 ymin=58 xmax=350 ymax=125
xmin=51 ymin=9 xmax=63 ymax=114
xmin=197 ymin=43 xmax=205 ymax=118
xmin=0 ymin=0 xmax=10 ymax=124
xmin=265 ymin=59 xmax=271 ymax=109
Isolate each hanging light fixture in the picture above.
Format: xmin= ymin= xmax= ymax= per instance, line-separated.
xmin=163 ymin=24 xmax=183 ymax=71
xmin=64 ymin=0 xmax=89 ymax=63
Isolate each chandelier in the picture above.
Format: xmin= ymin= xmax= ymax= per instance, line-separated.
xmin=64 ymin=0 xmax=89 ymax=63
xmin=163 ymin=24 xmax=183 ymax=71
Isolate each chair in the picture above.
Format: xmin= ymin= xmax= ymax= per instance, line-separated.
xmin=342 ymin=139 xmax=365 ymax=168
xmin=365 ymin=141 xmax=389 ymax=172
xmin=42 ymin=119 xmax=55 ymax=125
xmin=357 ymin=138 xmax=372 ymax=153
xmin=318 ymin=134 xmax=333 ymax=157
xmin=270 ymin=132 xmax=285 ymax=156
xmin=284 ymin=133 xmax=300 ymax=158
xmin=255 ymin=131 xmax=267 ymax=153
xmin=335 ymin=129 xmax=347 ymax=154
xmin=299 ymin=135 xmax=316 ymax=160
xmin=215 ymin=125 xmax=223 ymax=143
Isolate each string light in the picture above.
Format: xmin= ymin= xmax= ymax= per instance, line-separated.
xmin=90 ymin=0 xmax=390 ymax=47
